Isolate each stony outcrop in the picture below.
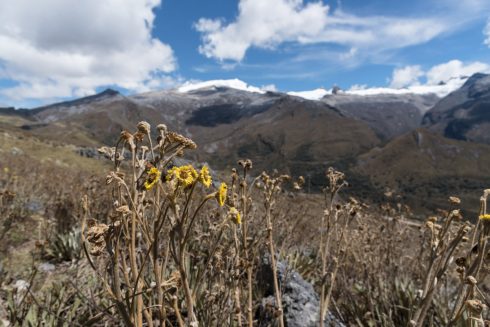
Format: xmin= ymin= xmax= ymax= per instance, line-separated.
xmin=256 ymin=256 xmax=345 ymax=327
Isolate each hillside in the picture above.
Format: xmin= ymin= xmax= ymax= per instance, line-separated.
xmin=423 ymin=73 xmax=490 ymax=143
xmin=353 ymin=128 xmax=490 ymax=215
xmin=0 ymin=86 xmax=382 ymax=175
xmin=322 ymin=93 xmax=439 ymax=140
xmin=1 ymin=75 xmax=490 ymax=215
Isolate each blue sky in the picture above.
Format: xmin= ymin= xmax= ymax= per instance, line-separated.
xmin=0 ymin=0 xmax=489 ymax=107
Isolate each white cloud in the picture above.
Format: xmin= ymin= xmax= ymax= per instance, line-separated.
xmin=388 ymin=60 xmax=490 ymax=90
xmin=389 ymin=65 xmax=424 ymax=88
xmin=425 ymin=60 xmax=490 ymax=85
xmin=195 ymin=0 xmax=448 ymax=62
xmin=348 ymin=60 xmax=490 ymax=97
xmin=195 ymin=0 xmax=329 ymax=61
xmin=0 ymin=0 xmax=177 ymax=101
xmin=483 ymin=18 xmax=490 ymax=46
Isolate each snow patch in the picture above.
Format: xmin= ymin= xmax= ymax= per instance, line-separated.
xmin=287 ymin=88 xmax=330 ymax=100
xmin=176 ymin=75 xmax=469 ymax=101
xmin=345 ymin=77 xmax=466 ymax=98
xmin=178 ymin=79 xmax=265 ymax=94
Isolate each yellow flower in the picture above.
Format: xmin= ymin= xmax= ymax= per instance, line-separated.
xmin=167 ymin=165 xmax=198 ymax=187
xmin=144 ymin=167 xmax=161 ymax=190
xmin=198 ymin=166 xmax=212 ymax=188
xmin=217 ymin=182 xmax=227 ymax=206
xmin=228 ymin=207 xmax=241 ymax=225
xmin=479 ymin=214 xmax=490 ymax=221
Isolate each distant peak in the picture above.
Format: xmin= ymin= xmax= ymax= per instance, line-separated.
xmin=462 ymin=72 xmax=490 ymax=87
xmin=33 ymin=88 xmax=122 ymax=111
xmin=99 ymin=88 xmax=120 ymax=96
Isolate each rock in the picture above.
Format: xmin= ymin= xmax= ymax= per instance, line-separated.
xmin=10 ymin=147 xmax=23 ymax=155
xmin=26 ymin=199 xmax=44 ymax=212
xmin=77 ymin=147 xmax=100 ymax=159
xmin=256 ymin=255 xmax=344 ymax=327
xmin=13 ymin=279 xmax=29 ymax=292
xmin=39 ymin=262 xmax=56 ymax=272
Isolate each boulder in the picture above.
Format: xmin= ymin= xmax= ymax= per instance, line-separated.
xmin=256 ymin=255 xmax=344 ymax=327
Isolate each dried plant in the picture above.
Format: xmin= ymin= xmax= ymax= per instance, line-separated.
xmin=2 ymin=119 xmax=490 ymax=327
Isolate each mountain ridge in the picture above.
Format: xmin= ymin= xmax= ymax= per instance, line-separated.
xmin=2 ymin=73 xmax=490 ymax=215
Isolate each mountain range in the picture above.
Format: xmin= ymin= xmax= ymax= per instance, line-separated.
xmin=2 ymin=73 xmax=490 ymax=216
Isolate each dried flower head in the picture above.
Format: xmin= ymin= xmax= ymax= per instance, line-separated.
xmin=238 ymin=159 xmax=253 ymax=170
xmin=115 ymin=205 xmax=130 ymax=215
xmin=466 ymin=275 xmax=477 ymax=285
xmin=465 ymin=299 xmax=486 ymax=315
xmin=167 ymin=165 xmax=198 ymax=187
xmin=157 ymin=124 xmax=167 ymax=133
xmin=198 ymin=166 xmax=212 ymax=188
xmin=86 ymin=219 xmax=109 ymax=256
xmin=120 ymin=130 xmax=135 ymax=149
xmin=228 ymin=207 xmax=241 ymax=225
xmin=144 ymin=167 xmax=161 ymax=190
xmin=167 ymin=132 xmax=197 ymax=149
xmin=137 ymin=121 xmax=151 ymax=134
xmin=217 ymin=183 xmax=228 ymax=206
xmin=133 ymin=132 xmax=145 ymax=143
xmin=449 ymin=196 xmax=461 ymax=205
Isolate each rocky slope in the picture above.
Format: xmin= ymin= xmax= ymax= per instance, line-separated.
xmin=423 ymin=73 xmax=490 ymax=143
xmin=322 ymin=93 xmax=439 ymax=140
xmin=352 ymin=128 xmax=490 ymax=215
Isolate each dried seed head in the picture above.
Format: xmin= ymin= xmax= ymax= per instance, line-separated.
xmin=238 ymin=159 xmax=253 ymax=170
xmin=466 ymin=276 xmax=477 ymax=285
xmin=465 ymin=299 xmax=485 ymax=315
xmin=157 ymin=124 xmax=167 ymax=133
xmin=137 ymin=121 xmax=151 ymax=134
xmin=449 ymin=196 xmax=461 ymax=205
xmin=86 ymin=220 xmax=110 ymax=256
xmin=116 ymin=205 xmax=130 ymax=215
xmin=133 ymin=132 xmax=145 ymax=143
xmin=120 ymin=130 xmax=135 ymax=149
xmin=166 ymin=132 xmax=197 ymax=149
xmin=278 ymin=174 xmax=290 ymax=182
xmin=428 ymin=216 xmax=438 ymax=223
xmin=455 ymin=257 xmax=467 ymax=267
xmin=451 ymin=209 xmax=463 ymax=220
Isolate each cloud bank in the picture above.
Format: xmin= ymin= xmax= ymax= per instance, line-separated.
xmin=195 ymin=0 xmax=447 ymax=62
xmin=390 ymin=60 xmax=490 ymax=88
xmin=0 ymin=0 xmax=176 ymax=101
